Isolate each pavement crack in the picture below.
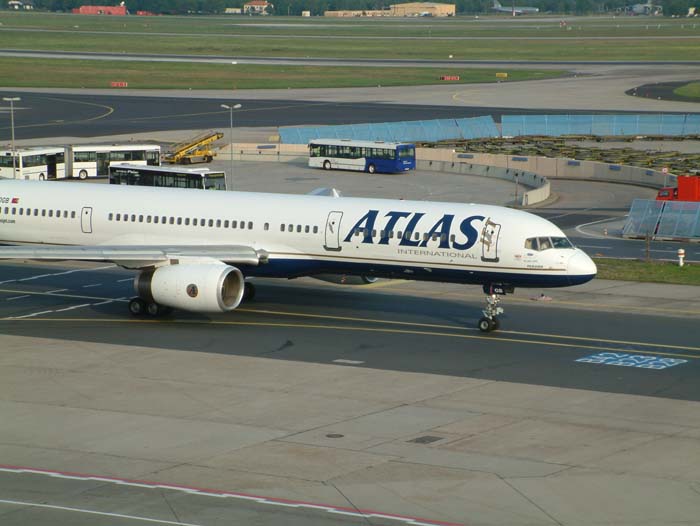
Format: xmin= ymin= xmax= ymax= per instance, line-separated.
xmin=325 ymin=482 xmax=372 ymax=525
xmin=501 ymin=477 xmax=564 ymax=526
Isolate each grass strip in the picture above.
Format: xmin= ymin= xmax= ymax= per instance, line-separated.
xmin=0 ymin=57 xmax=562 ymax=89
xmin=594 ymin=258 xmax=700 ymax=285
xmin=674 ymin=81 xmax=700 ymax=101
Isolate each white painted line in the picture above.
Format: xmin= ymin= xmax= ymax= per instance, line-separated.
xmin=0 ymin=498 xmax=202 ymax=526
xmin=0 ymin=279 xmax=16 ymax=285
xmin=117 ymin=278 xmax=133 ymax=283
xmin=576 ymin=244 xmax=611 ymax=249
xmin=574 ymin=216 xmax=622 ymax=239
xmin=10 ymin=310 xmax=54 ymax=319
xmin=17 ymin=265 xmax=116 ymax=283
xmin=6 ymin=295 xmax=30 ymax=301
xmin=0 ymin=466 xmax=458 ymax=526
xmin=54 ymin=304 xmax=91 ymax=313
xmin=333 ymin=359 xmax=365 ymax=365
xmin=82 ymin=283 xmax=102 ymax=288
xmin=46 ymin=289 xmax=68 ymax=294
xmin=92 ymin=299 xmax=116 ymax=306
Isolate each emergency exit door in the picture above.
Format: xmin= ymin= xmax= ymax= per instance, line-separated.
xmin=81 ymin=207 xmax=93 ymax=234
xmin=324 ymin=211 xmax=343 ymax=251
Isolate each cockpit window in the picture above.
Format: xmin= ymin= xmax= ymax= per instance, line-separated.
xmin=525 ymin=236 xmax=573 ymax=251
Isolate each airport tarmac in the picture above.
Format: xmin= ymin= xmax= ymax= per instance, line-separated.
xmin=2 ymin=164 xmax=700 ymax=525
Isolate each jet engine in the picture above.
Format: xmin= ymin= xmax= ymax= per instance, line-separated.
xmin=135 ymin=263 xmax=245 ymax=312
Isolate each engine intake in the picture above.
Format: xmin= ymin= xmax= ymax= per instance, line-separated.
xmin=135 ymin=263 xmax=245 ymax=312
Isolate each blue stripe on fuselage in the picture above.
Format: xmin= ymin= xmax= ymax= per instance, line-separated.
xmin=241 ymin=257 xmax=592 ymax=288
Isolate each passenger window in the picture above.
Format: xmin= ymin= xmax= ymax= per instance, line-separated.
xmin=193 ymin=219 xmax=198 ymax=226
xmin=264 ymin=223 xmax=269 ymax=231
xmin=450 ymin=234 xmax=455 ymax=243
xmin=185 ymin=218 xmax=190 ymax=226
xmin=64 ymin=211 xmax=68 ymax=218
xmin=34 ymin=209 xmax=39 ymax=216
xmin=48 ymin=210 xmax=52 ymax=217
xmin=154 ymin=216 xmax=159 ymax=224
xmin=55 ymin=210 xmax=60 ymax=217
xmin=177 ymin=217 xmax=182 ymax=225
xmin=139 ymin=215 xmax=144 ymax=223
xmin=71 ymin=211 xmax=76 ymax=219
xmin=248 ymin=222 xmax=253 ymax=229
xmin=216 ymin=219 xmax=221 ymax=228
xmin=19 ymin=208 xmax=23 ymax=215
xmin=131 ymin=214 xmax=136 ymax=222
xmin=169 ymin=217 xmax=174 ymax=225
xmin=208 ymin=219 xmax=214 ymax=227
xmin=232 ymin=221 xmax=237 ymax=228
xmin=297 ymin=225 xmax=302 ymax=233
xmin=108 ymin=213 xmax=113 ymax=221
xmin=397 ymin=231 xmax=402 ymax=238
xmin=201 ymin=218 xmax=206 ymax=227
xmin=240 ymin=220 xmax=245 ymax=229
xmin=115 ymin=213 xmax=121 ymax=221
xmin=288 ymin=224 xmax=293 ymax=232
xmin=161 ymin=216 xmax=166 ymax=224
xmin=281 ymin=224 xmax=285 ymax=232
xmin=147 ymin=216 xmax=152 ymax=223
xmin=313 ymin=226 xmax=318 ymax=234
xmin=224 ymin=220 xmax=229 ymax=228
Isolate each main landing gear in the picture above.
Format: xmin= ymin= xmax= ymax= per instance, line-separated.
xmin=128 ymin=298 xmax=172 ymax=318
xmin=477 ymin=284 xmax=513 ymax=333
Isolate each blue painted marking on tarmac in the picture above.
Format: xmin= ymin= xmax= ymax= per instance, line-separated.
xmin=576 ymin=352 xmax=688 ymax=370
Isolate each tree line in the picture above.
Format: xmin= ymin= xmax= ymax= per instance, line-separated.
xmin=25 ymin=0 xmax=698 ymax=17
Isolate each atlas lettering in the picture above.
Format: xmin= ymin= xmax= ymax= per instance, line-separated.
xmin=344 ymin=210 xmax=485 ymax=251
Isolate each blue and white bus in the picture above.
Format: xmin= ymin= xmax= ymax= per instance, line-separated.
xmin=308 ymin=139 xmax=416 ymax=174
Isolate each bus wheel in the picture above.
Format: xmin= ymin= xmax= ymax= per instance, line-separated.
xmin=323 ymin=160 xmax=331 ymax=170
xmin=367 ymin=164 xmax=376 ymax=174
xmin=78 ymin=169 xmax=88 ymax=179
xmin=205 ymin=156 xmax=213 ymax=163
xmin=39 ymin=174 xmax=45 ymax=181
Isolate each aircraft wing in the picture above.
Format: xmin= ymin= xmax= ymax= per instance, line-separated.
xmin=0 ymin=244 xmax=268 ymax=269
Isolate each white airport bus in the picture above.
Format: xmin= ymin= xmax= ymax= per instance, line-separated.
xmin=0 ymin=144 xmax=161 ymax=180
xmin=109 ymin=163 xmax=226 ymax=190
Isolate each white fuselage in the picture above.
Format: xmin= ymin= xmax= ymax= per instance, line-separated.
xmin=0 ymin=180 xmax=596 ymax=288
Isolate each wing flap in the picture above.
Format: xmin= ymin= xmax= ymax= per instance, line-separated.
xmin=0 ymin=245 xmax=267 ymax=269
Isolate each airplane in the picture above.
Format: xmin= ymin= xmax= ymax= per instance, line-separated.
xmin=492 ymin=0 xmax=539 ymax=15
xmin=0 ymin=180 xmax=596 ymax=332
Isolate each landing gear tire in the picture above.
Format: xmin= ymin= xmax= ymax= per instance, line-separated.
xmin=243 ymin=282 xmax=256 ymax=302
xmin=147 ymin=302 xmax=162 ymax=317
xmin=478 ymin=317 xmax=495 ymax=333
xmin=129 ymin=298 xmax=146 ymax=316
xmin=323 ymin=160 xmax=331 ymax=170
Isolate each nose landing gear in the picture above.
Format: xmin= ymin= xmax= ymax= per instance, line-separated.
xmin=478 ymin=284 xmax=512 ymax=333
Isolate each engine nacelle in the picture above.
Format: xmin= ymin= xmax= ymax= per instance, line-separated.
xmin=135 ymin=263 xmax=245 ymax=312
xmin=311 ymin=274 xmax=379 ymax=286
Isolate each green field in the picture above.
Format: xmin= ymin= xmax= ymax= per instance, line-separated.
xmin=674 ymin=81 xmax=700 ymax=101
xmin=594 ymin=258 xmax=700 ymax=285
xmin=0 ymin=57 xmax=561 ymax=89
xmin=0 ymin=12 xmax=697 ymax=60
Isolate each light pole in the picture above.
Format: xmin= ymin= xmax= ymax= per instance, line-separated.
xmin=3 ymin=97 xmax=20 ymax=179
xmin=220 ymin=103 xmax=242 ymax=188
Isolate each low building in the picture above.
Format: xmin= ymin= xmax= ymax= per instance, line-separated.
xmin=390 ymin=2 xmax=455 ymax=16
xmin=72 ymin=4 xmax=127 ymax=15
xmin=225 ymin=7 xmax=242 ymax=14
xmin=8 ymin=1 xmax=33 ymax=9
xmin=324 ymin=9 xmax=389 ymax=17
xmin=243 ymin=0 xmax=272 ymax=15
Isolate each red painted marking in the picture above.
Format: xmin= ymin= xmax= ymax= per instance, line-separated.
xmin=0 ymin=464 xmax=463 ymax=526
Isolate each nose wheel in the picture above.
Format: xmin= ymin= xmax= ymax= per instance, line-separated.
xmin=477 ymin=284 xmax=510 ymax=332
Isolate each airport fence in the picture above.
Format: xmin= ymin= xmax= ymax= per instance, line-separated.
xmin=623 ymin=199 xmax=700 ymax=241
xmin=502 ymin=114 xmax=700 ymax=138
xmin=278 ymin=116 xmax=499 ymax=144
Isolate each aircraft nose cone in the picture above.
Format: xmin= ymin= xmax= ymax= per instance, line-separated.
xmin=568 ymin=250 xmax=597 ymax=285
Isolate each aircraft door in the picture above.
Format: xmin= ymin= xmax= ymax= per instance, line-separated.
xmin=324 ymin=211 xmax=343 ymax=251
xmin=481 ymin=217 xmax=501 ymax=263
xmin=81 ymin=207 xmax=93 ymax=234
